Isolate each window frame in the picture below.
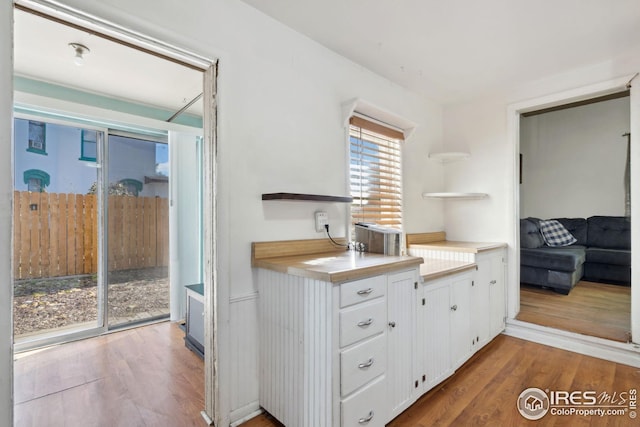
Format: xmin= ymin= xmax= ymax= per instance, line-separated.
xmin=23 ymin=169 xmax=50 ymax=192
xmin=79 ymin=129 xmax=98 ymax=162
xmin=348 ymin=114 xmax=405 ymax=234
xmin=26 ymin=120 xmax=47 ymax=155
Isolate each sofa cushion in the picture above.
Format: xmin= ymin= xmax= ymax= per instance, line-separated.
xmin=520 ymin=246 xmax=586 ymax=272
xmin=583 ymin=263 xmax=631 ymax=285
xmin=587 ymin=216 xmax=631 ymax=250
xmin=553 ymin=218 xmax=588 ymax=246
xmin=585 ymin=248 xmax=631 ymax=266
xmin=539 ymin=219 xmax=577 ymax=247
xmin=520 ymin=218 xmax=544 ymax=249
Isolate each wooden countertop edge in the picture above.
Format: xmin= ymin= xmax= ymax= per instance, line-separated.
xmin=253 ymin=255 xmax=423 ymax=284
xmin=326 ymin=258 xmax=423 ymax=283
xmin=409 ymin=241 xmax=507 ymax=253
xmin=421 ymin=263 xmax=477 ymax=281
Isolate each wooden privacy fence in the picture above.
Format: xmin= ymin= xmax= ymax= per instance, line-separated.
xmin=13 ymin=191 xmax=169 ymax=280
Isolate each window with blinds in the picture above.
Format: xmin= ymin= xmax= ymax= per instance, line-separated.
xmin=349 ymin=115 xmax=404 ymax=232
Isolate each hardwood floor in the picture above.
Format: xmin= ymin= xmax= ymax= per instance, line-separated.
xmin=518 ymin=281 xmax=631 ymax=342
xmin=15 ymin=321 xmax=638 ymax=427
xmin=240 ymin=335 xmax=640 ymax=427
xmin=14 ymin=321 xmax=205 ymax=427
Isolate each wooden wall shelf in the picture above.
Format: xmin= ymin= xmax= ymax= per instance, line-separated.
xmin=262 ymin=192 xmax=353 ymax=203
xmin=422 ymin=192 xmax=488 ymax=199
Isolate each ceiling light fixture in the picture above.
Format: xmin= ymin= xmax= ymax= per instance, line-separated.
xmin=68 ymin=43 xmax=90 ymax=66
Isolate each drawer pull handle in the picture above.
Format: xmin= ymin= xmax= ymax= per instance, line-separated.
xmin=388 ymin=321 xmax=396 ymax=328
xmin=357 ymin=288 xmax=373 ymax=296
xmin=490 ymin=280 xmax=497 ymax=285
xmin=450 ymin=304 xmax=458 ymax=311
xmin=359 ymin=411 xmax=374 ymax=424
xmin=357 ymin=318 xmax=373 ymax=327
xmin=358 ymin=358 xmax=374 ymax=369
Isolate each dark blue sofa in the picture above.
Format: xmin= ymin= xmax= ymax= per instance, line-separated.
xmin=520 ymin=216 xmax=631 ymax=294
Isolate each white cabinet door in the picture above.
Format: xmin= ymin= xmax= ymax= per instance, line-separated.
xmin=475 ymin=249 xmax=506 ymax=342
xmin=472 ymin=256 xmax=491 ymax=349
xmin=449 ymin=274 xmax=472 ymax=370
xmin=420 ymin=279 xmax=452 ymax=392
xmin=488 ymin=250 xmax=506 ymax=338
xmin=386 ymin=269 xmax=418 ymax=420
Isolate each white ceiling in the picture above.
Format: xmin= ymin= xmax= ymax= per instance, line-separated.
xmin=13 ymin=9 xmax=203 ymax=118
xmin=13 ymin=3 xmax=640 ymax=112
xmin=240 ymin=0 xmax=640 ymax=104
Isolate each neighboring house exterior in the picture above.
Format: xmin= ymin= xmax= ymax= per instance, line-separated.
xmin=13 ymin=117 xmax=168 ymax=198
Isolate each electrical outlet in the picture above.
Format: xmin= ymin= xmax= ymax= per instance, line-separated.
xmin=315 ymin=211 xmax=328 ymax=232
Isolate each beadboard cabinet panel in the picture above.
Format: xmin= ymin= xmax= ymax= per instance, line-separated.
xmin=387 ymin=270 xmax=419 ymax=419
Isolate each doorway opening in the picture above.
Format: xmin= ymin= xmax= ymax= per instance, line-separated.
xmin=516 ymin=93 xmax=632 ymax=343
xmin=507 ymin=75 xmax=639 ymax=355
xmin=12 ymin=1 xmax=219 ymax=423
xmin=12 ymin=4 xmax=206 ymax=351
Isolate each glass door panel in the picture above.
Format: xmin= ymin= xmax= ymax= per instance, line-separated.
xmin=13 ymin=117 xmax=103 ymax=341
xmin=106 ymin=133 xmax=170 ymax=328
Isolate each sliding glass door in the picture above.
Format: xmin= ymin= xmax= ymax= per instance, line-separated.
xmin=13 ymin=116 xmax=105 ymax=343
xmin=106 ymin=132 xmax=170 ymax=328
xmin=13 ymin=114 xmax=203 ymax=348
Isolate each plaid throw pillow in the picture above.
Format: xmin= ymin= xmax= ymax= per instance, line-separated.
xmin=539 ymin=219 xmax=577 ymax=247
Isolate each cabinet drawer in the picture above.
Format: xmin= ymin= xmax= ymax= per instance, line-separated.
xmin=340 ymin=334 xmax=386 ymax=396
xmin=340 ymin=275 xmax=386 ymax=308
xmin=341 ymin=375 xmax=386 ymax=427
xmin=340 ymin=299 xmax=386 ymax=347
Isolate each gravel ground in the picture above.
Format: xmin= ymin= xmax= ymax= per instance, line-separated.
xmin=13 ymin=267 xmax=169 ymax=336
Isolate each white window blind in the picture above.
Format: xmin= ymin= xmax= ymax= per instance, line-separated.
xmin=349 ymin=115 xmax=403 ymax=230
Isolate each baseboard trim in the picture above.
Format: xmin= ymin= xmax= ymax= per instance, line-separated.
xmin=229 ymin=402 xmax=262 ymax=427
xmin=504 ymin=319 xmax=640 ymax=368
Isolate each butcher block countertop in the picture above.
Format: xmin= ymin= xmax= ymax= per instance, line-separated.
xmin=409 ymin=241 xmax=507 ymax=253
xmin=419 ymin=258 xmax=476 ymax=281
xmin=252 ymin=238 xmax=423 ymax=283
xmin=252 ymin=238 xmax=481 ymax=284
xmin=406 ymin=232 xmax=507 ymax=253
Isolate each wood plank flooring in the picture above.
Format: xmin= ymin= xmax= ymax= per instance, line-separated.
xmin=518 ymin=281 xmax=631 ymax=342
xmin=15 ymin=320 xmax=638 ymax=427
xmin=14 ymin=321 xmax=205 ymax=427
xmin=241 ymin=335 xmax=640 ymax=427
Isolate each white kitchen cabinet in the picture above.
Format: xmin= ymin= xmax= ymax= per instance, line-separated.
xmin=257 ymin=267 xmax=420 ymax=427
xmin=256 ymin=247 xmax=506 ymax=426
xmin=419 ymin=279 xmax=452 ymax=391
xmin=417 ymin=271 xmax=474 ymax=394
xmin=488 ymin=250 xmax=507 ymax=338
xmin=386 ymin=269 xmax=419 ymax=419
xmin=449 ymin=273 xmax=473 ymax=368
xmin=474 ymin=248 xmax=506 ymax=347
xmin=471 ymin=266 xmax=491 ymax=351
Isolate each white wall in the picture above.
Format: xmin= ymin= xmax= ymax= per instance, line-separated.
xmin=0 ymin=1 xmax=13 ymax=425
xmin=520 ymin=97 xmax=630 ymax=219
xmin=2 ymin=1 xmax=444 ymax=425
xmin=169 ymin=131 xmax=202 ymax=321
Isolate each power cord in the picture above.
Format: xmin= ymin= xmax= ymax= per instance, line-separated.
xmin=325 ymin=224 xmax=348 ymax=248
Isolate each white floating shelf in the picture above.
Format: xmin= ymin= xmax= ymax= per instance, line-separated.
xmin=428 ymin=151 xmax=471 ymax=163
xmin=422 ymin=192 xmax=488 ymax=199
